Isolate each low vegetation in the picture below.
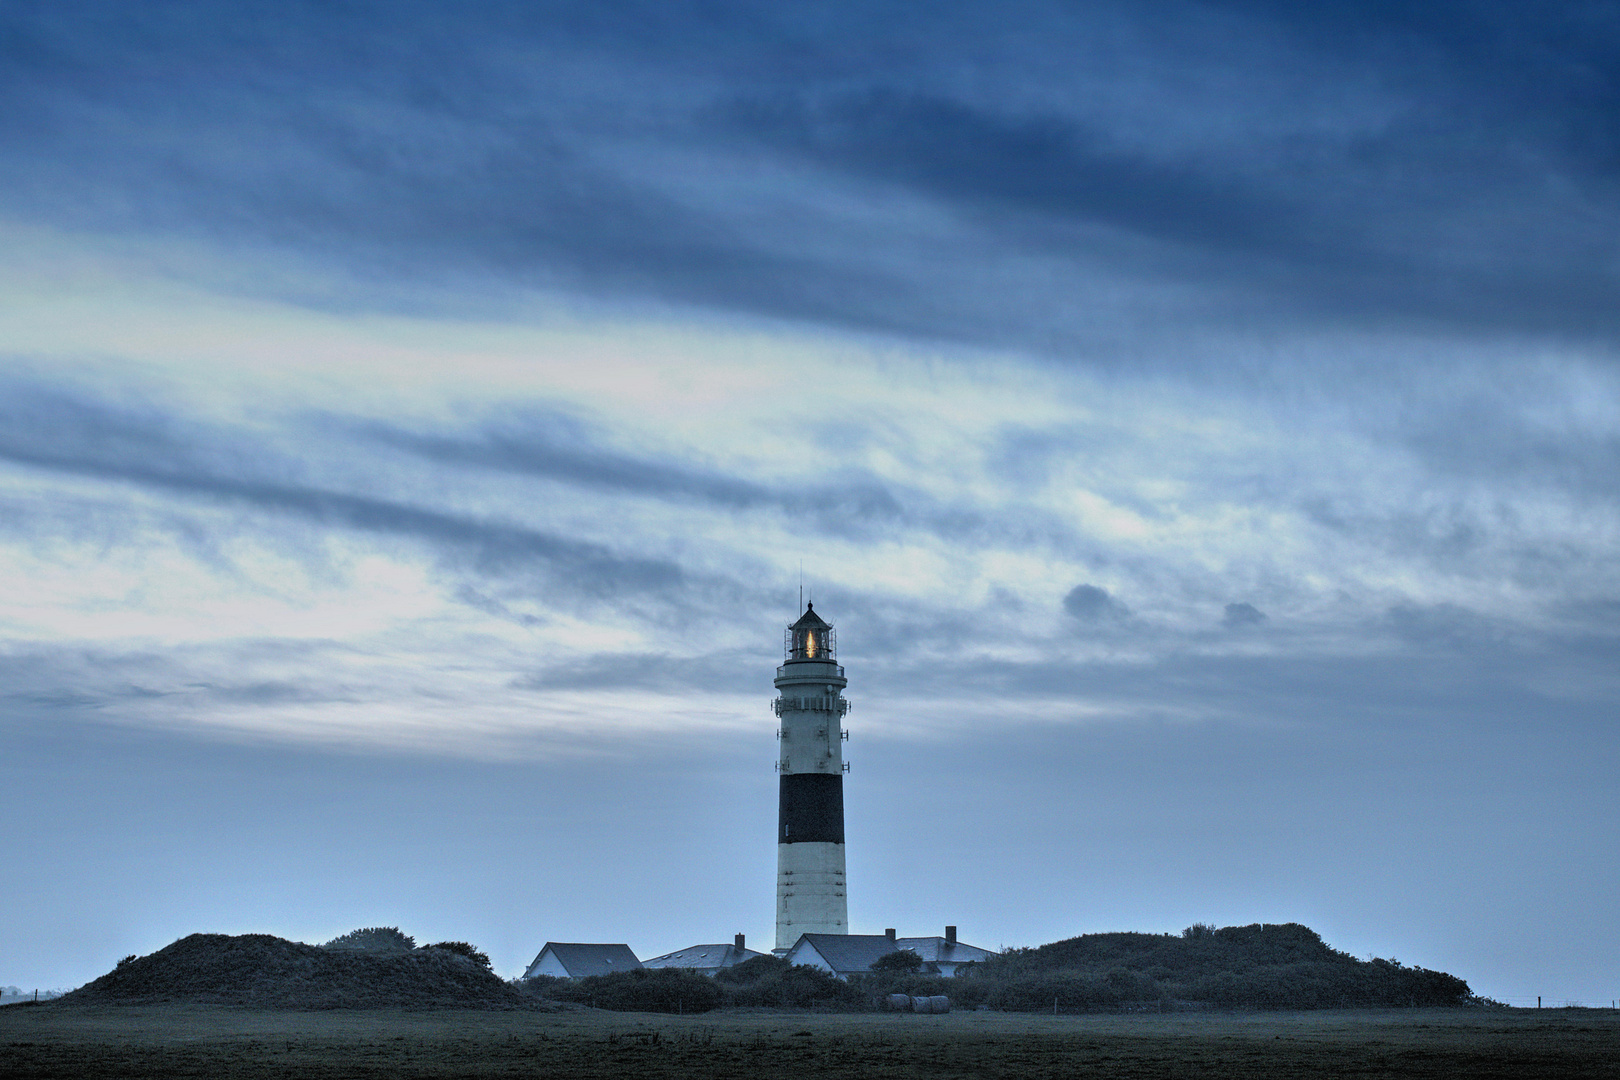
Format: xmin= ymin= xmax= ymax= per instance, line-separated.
xmin=422 ymin=941 xmax=493 ymax=969
xmin=7 ymin=1006 xmax=1616 ymax=1079
xmin=53 ymin=922 xmax=1473 ymax=1015
xmin=521 ymin=968 xmax=727 ymax=1013
xmin=515 ymin=923 xmax=1473 ymax=1014
xmin=514 ymin=957 xmax=865 ymax=1012
xmin=963 ymin=922 xmax=1474 ymax=1011
xmin=321 ymin=926 xmax=416 ymax=952
xmin=61 ymin=931 xmax=530 ymax=1010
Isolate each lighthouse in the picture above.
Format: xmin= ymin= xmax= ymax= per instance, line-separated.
xmin=774 ymin=602 xmax=850 ymax=952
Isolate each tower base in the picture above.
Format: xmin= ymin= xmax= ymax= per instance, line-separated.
xmin=775 ymin=840 xmax=847 ymax=952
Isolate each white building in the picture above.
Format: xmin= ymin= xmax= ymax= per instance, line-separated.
xmin=786 ymin=926 xmax=993 ymax=979
xmin=641 ymin=934 xmax=766 ymax=976
xmin=521 ymin=942 xmax=641 ymax=980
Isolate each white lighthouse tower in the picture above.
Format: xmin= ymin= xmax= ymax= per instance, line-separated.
xmin=773 ymin=602 xmax=850 ymax=953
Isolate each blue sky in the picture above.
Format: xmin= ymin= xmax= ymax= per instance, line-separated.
xmin=2 ymin=1 xmax=1618 ymax=1003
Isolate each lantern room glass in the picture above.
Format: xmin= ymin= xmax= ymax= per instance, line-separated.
xmin=785 ymin=623 xmax=836 ymax=662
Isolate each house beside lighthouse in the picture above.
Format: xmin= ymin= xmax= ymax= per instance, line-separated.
xmin=774 ymin=602 xmax=850 ymax=953
xmin=513 ymin=603 xmax=997 ymax=980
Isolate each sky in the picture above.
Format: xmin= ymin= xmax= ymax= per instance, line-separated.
xmin=2 ymin=1 xmax=1617 ymax=1005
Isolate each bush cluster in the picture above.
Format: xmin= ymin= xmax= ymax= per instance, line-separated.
xmin=518 ymin=967 xmax=726 ymax=1013
xmin=65 ymin=932 xmax=529 ymax=1009
xmin=972 ymin=923 xmax=1472 ymax=1010
xmin=423 ymin=941 xmax=492 ymax=969
xmin=717 ymin=957 xmax=865 ymax=1009
xmin=515 ymin=923 xmax=1472 ymax=1014
xmin=321 ymin=927 xmax=416 ymax=952
xmin=516 ymin=956 xmax=865 ymax=1012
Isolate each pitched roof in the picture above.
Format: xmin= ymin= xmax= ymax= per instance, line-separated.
xmin=790 ymin=933 xmax=901 ymax=974
xmin=895 ymin=937 xmax=995 ymax=965
xmin=788 ymin=603 xmax=832 ymax=631
xmin=524 ymin=942 xmax=641 ymax=979
xmin=641 ymin=943 xmax=765 ymax=970
xmin=790 ymin=933 xmax=995 ymax=974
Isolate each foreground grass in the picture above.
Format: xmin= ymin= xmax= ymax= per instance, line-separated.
xmin=2 ymin=1003 xmax=1617 ymax=1078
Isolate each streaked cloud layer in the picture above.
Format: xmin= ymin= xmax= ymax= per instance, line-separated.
xmin=2 ymin=1 xmax=1617 ymax=1001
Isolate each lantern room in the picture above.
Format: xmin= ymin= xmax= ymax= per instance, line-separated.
xmin=785 ymin=602 xmax=836 ymax=662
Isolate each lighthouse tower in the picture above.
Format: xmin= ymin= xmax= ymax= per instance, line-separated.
xmin=773 ymin=602 xmax=850 ymax=952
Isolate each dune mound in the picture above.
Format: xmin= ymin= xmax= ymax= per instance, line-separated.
xmin=62 ymin=933 xmax=533 ymax=1010
xmin=979 ymin=923 xmax=1474 ymax=1009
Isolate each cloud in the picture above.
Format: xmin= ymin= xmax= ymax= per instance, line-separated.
xmin=1400 ymin=395 xmax=1620 ymax=498
xmin=511 ymin=651 xmax=761 ymax=696
xmin=1063 ymin=583 xmax=1130 ymax=623
xmin=730 ymin=74 xmax=1620 ymax=336
xmin=730 ymin=88 xmax=1304 ymax=250
xmin=1383 ymin=602 xmax=1513 ymax=651
xmin=357 ymin=414 xmax=1098 ymax=558
xmin=454 ymin=585 xmax=544 ymax=627
xmin=0 ymin=381 xmax=684 ymax=600
xmin=1223 ymin=602 xmax=1267 ymax=628
xmin=3 ymin=2 xmax=1618 ymax=348
xmin=358 ymin=420 xmax=910 ymax=535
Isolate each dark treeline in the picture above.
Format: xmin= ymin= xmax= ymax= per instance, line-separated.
xmin=517 ymin=924 xmax=1475 ymax=1013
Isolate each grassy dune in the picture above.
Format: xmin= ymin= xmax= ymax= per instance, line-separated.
xmin=3 ymin=1004 xmax=1617 ymax=1079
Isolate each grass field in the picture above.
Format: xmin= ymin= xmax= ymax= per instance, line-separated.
xmin=3 ymin=1003 xmax=1617 ymax=1078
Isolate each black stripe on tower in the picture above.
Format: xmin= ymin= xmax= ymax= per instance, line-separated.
xmin=778 ymin=773 xmax=845 ymax=845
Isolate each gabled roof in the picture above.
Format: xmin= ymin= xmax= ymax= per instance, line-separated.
xmin=789 ymin=933 xmax=900 ymax=974
xmin=789 ymin=933 xmax=995 ymax=974
xmin=641 ymin=943 xmax=765 ymax=970
xmin=523 ymin=942 xmax=641 ymax=979
xmin=895 ymin=937 xmax=995 ymax=966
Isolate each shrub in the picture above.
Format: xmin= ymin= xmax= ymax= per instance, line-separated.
xmin=723 ymin=963 xmax=865 ymax=1009
xmin=423 ymin=942 xmax=491 ymax=969
xmin=64 ymin=932 xmax=529 ymax=1009
xmin=870 ymin=949 xmax=923 ymax=974
xmin=322 ymin=927 xmax=416 ymax=952
xmin=969 ymin=924 xmax=1472 ymax=1011
xmin=513 ymin=974 xmax=571 ymax=1002
xmin=713 ymin=954 xmax=789 ymax=986
xmin=552 ymin=968 xmax=724 ymax=1014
